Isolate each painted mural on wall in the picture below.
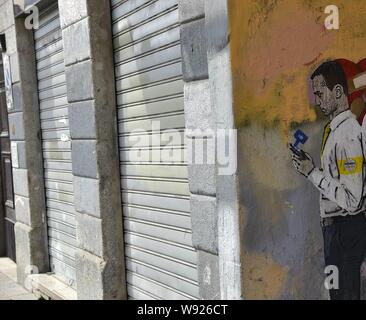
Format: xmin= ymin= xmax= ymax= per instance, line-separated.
xmin=291 ymin=60 xmax=366 ymax=300
xmin=229 ymin=0 xmax=366 ymax=299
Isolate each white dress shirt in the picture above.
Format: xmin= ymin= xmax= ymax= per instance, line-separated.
xmin=308 ymin=110 xmax=366 ymax=218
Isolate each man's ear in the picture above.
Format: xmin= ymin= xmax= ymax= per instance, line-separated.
xmin=334 ymin=84 xmax=344 ymax=99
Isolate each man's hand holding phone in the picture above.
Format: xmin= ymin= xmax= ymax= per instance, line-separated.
xmin=289 ymin=143 xmax=315 ymax=178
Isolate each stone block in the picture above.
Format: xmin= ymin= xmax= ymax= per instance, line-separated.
xmin=190 ymin=194 xmax=218 ymax=254
xmin=72 ymin=140 xmax=98 ymax=179
xmin=184 ymin=79 xmax=215 ymax=132
xmin=74 ymin=176 xmax=100 ymax=217
xmin=59 ymin=0 xmax=88 ymax=29
xmin=65 ymin=60 xmax=94 ymax=102
xmin=75 ymin=249 xmax=126 ymax=300
xmin=14 ymin=195 xmax=30 ymax=226
xmin=197 ymin=251 xmax=220 ymax=300
xmin=8 ymin=112 xmax=25 ymax=140
xmin=76 ymin=213 xmax=103 ymax=257
xmin=62 ymin=17 xmax=91 ymax=66
xmin=9 ymin=52 xmax=19 ymax=84
xmin=0 ymin=0 xmax=14 ymax=32
xmin=14 ymin=222 xmax=49 ymax=286
xmin=178 ymin=0 xmax=205 ymax=23
xmin=204 ymin=0 xmax=230 ymax=57
xmin=12 ymin=140 xmax=26 ymax=169
xmin=180 ymin=19 xmax=208 ymax=81
xmin=4 ymin=25 xmax=16 ymax=55
xmin=11 ymin=82 xmax=23 ymax=113
xmin=69 ymin=100 xmax=96 ymax=139
xmin=188 ymin=164 xmax=216 ymax=196
xmin=13 ymin=168 xmax=29 ymax=197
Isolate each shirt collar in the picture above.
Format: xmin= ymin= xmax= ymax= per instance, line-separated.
xmin=329 ymin=110 xmax=355 ymax=131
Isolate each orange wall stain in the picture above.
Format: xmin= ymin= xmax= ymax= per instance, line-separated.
xmin=243 ymin=252 xmax=289 ymax=299
xmin=229 ymin=0 xmax=366 ymax=134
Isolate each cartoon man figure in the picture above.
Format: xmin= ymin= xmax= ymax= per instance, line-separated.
xmin=290 ymin=60 xmax=366 ymax=300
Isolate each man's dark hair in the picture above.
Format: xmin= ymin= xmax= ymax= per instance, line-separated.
xmin=311 ymin=61 xmax=349 ymax=96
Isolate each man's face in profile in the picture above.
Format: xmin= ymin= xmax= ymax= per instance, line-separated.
xmin=312 ymin=74 xmax=337 ymax=116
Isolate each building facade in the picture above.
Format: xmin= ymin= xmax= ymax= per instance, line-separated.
xmin=3 ymin=0 xmax=364 ymax=301
xmin=0 ymin=0 xmax=239 ymax=300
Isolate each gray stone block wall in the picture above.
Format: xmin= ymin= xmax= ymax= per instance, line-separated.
xmin=0 ymin=0 xmax=15 ymax=265
xmin=178 ymin=0 xmax=220 ymax=300
xmin=205 ymin=0 xmax=242 ymax=300
xmin=59 ymin=0 xmax=126 ymax=300
xmin=0 ymin=1 xmax=49 ymax=286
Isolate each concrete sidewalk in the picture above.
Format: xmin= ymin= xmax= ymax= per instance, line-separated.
xmin=0 ymin=258 xmax=37 ymax=300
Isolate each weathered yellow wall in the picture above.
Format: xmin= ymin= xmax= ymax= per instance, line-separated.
xmin=229 ymin=0 xmax=366 ymax=300
xmin=230 ymin=0 xmax=366 ymax=135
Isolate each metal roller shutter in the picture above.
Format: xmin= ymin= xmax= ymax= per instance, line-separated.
xmin=111 ymin=0 xmax=199 ymax=300
xmin=35 ymin=4 xmax=77 ymax=287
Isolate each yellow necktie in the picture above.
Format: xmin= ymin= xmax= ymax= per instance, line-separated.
xmin=321 ymin=123 xmax=331 ymax=156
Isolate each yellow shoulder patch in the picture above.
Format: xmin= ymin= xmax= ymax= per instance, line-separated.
xmin=337 ymin=156 xmax=364 ymax=175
